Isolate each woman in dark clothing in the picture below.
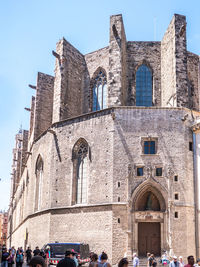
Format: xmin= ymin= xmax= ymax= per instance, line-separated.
xmin=89 ymin=253 xmax=98 ymax=267
xmin=16 ymin=249 xmax=23 ymax=267
xmin=7 ymin=249 xmax=14 ymax=267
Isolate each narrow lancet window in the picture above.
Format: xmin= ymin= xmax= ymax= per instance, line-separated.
xmin=92 ymin=70 xmax=107 ymax=111
xmin=35 ymin=155 xmax=43 ymax=211
xmin=72 ymin=139 xmax=88 ymax=204
xmin=136 ymin=64 xmax=152 ymax=107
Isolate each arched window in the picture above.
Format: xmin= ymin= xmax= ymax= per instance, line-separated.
xmin=92 ymin=70 xmax=107 ymax=111
xmin=35 ymin=155 xmax=43 ymax=211
xmin=72 ymin=139 xmax=88 ymax=204
xmin=136 ymin=64 xmax=152 ymax=107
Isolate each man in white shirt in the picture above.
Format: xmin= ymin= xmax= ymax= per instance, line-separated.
xmin=133 ymin=253 xmax=139 ymax=267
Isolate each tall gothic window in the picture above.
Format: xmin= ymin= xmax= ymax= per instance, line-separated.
xmin=136 ymin=64 xmax=152 ymax=107
xmin=72 ymin=139 xmax=88 ymax=205
xmin=92 ymin=70 xmax=107 ymax=111
xmin=35 ymin=155 xmax=43 ymax=211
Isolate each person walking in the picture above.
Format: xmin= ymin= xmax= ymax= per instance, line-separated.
xmin=133 ymin=253 xmax=139 ymax=267
xmin=26 ymin=247 xmax=32 ymax=264
xmin=184 ymin=256 xmax=195 ymax=267
xmin=56 ymin=250 xmax=76 ymax=267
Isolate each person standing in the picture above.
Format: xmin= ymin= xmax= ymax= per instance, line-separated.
xmin=26 ymin=247 xmax=32 ymax=264
xmin=56 ymin=250 xmax=76 ymax=267
xmin=149 ymin=254 xmax=157 ymax=267
xmin=10 ymin=248 xmax=15 ymax=258
xmin=33 ymin=247 xmax=40 ymax=257
xmin=45 ymin=248 xmax=51 ymax=266
xmin=161 ymin=254 xmax=169 ymax=266
xmin=133 ymin=253 xmax=139 ymax=267
xmin=97 ymin=253 xmax=111 ymax=267
xmin=184 ymin=256 xmax=195 ymax=267
xmin=179 ymin=257 xmax=184 ymax=267
xmin=7 ymin=249 xmax=14 ymax=267
xmin=15 ymin=249 xmax=23 ymax=267
xmin=71 ymin=250 xmax=78 ymax=267
xmin=89 ymin=253 xmax=98 ymax=267
xmin=1 ymin=248 xmax=9 ymax=267
xmin=147 ymin=253 xmax=151 ymax=267
xmin=170 ymin=256 xmax=179 ymax=267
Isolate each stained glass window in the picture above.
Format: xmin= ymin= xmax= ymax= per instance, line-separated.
xmin=92 ymin=71 xmax=107 ymax=111
xmin=136 ymin=64 xmax=152 ymax=107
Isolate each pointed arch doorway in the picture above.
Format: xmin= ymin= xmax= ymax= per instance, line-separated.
xmin=130 ymin=182 xmax=167 ymax=257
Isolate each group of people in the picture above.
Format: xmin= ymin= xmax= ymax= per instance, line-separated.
xmin=0 ymin=245 xmax=50 ymax=267
xmin=132 ymin=252 xmax=200 ymax=267
xmin=2 ymin=245 xmax=200 ymax=267
xmin=57 ymin=250 xmax=112 ymax=267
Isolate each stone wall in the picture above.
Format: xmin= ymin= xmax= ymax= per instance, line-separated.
xmin=108 ymin=14 xmax=127 ymax=106
xmin=33 ymin=72 xmax=54 ymax=140
xmin=187 ymin=52 xmax=200 ymax=110
xmin=9 ymin=107 xmax=197 ymax=262
xmin=161 ymin=14 xmax=188 ymax=108
xmin=161 ymin=16 xmax=177 ymax=107
xmin=49 ymin=206 xmax=113 ymax=258
xmin=10 ymin=212 xmax=50 ymax=249
xmin=174 ymin=14 xmax=188 ymax=107
xmin=52 ymin=38 xmax=89 ymax=123
xmin=112 ymin=107 xmax=195 ymax=257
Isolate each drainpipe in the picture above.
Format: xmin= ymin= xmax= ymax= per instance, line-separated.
xmin=193 ymin=132 xmax=199 ymax=259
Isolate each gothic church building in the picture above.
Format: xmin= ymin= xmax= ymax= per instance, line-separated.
xmin=8 ymin=14 xmax=200 ymax=265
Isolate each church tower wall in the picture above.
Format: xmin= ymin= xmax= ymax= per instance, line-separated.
xmin=187 ymin=52 xmax=200 ymax=110
xmin=108 ymin=14 xmax=127 ymax=106
xmin=161 ymin=14 xmax=188 ymax=108
xmin=52 ymin=38 xmax=89 ymax=123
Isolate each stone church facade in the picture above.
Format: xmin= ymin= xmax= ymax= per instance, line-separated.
xmin=7 ymin=14 xmax=200 ymax=265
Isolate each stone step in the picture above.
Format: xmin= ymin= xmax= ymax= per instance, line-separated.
xmin=128 ymin=257 xmax=161 ymax=267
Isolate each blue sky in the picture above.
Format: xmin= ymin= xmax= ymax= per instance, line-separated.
xmin=0 ymin=0 xmax=200 ymax=210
